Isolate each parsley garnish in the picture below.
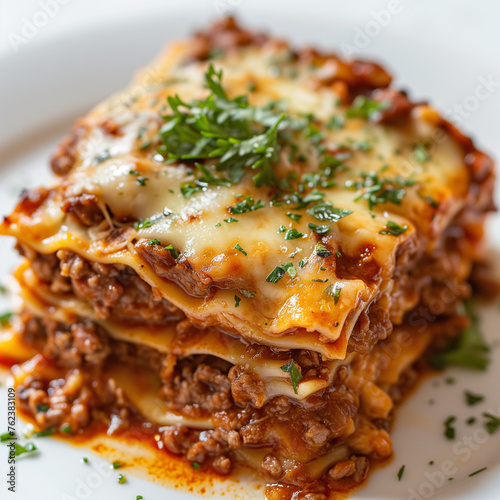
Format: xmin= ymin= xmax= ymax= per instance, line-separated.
xmin=307 ymin=202 xmax=352 ymax=223
xmin=444 ymin=416 xmax=456 ymax=440
xmin=112 ymin=461 xmax=123 ymax=469
xmin=465 ymin=391 xmax=484 ymax=406
xmin=285 ymin=228 xmax=304 ymax=240
xmin=1 ymin=431 xmax=15 ymax=442
xmin=413 ymin=144 xmax=430 ymax=163
xmin=397 ymin=465 xmax=405 ymax=481
xmin=147 ymin=239 xmax=161 ymax=246
xmin=164 ymin=244 xmax=179 ymax=259
xmin=117 ymin=474 xmax=126 ymax=484
xmin=345 ymin=172 xmax=415 ymax=209
xmin=133 ymin=218 xmax=153 ymax=230
xmin=308 ymin=223 xmax=331 ymax=234
xmin=346 ymin=96 xmax=389 ymax=121
xmin=277 ymin=225 xmax=286 ymax=233
xmin=61 ymin=424 xmax=72 ymax=435
xmin=36 ymin=404 xmax=49 ymax=412
xmin=158 ymin=65 xmax=287 ymax=191
xmin=379 ymin=221 xmax=408 ymax=236
xmin=33 ymin=427 xmax=56 ymax=438
xmin=483 ymin=413 xmax=500 ymax=434
xmin=429 ymin=302 xmax=490 ymax=370
xmin=469 ymin=467 xmax=488 ymax=477
xmin=192 ymin=462 xmax=200 ymax=470
xmin=324 ymin=282 xmax=343 ymax=305
xmin=298 ymin=259 xmax=307 ymax=268
xmin=0 ymin=312 xmax=13 ymax=327
xmin=14 ymin=442 xmax=37 ymax=457
xmin=280 ymin=360 xmax=303 ymax=395
xmin=129 ymin=169 xmax=140 ymax=176
xmin=82 ymin=457 xmax=89 ymax=464
xmin=229 ymin=196 xmax=265 ymax=214
xmin=286 ymin=212 xmax=302 ymax=222
xmin=239 ymin=289 xmax=256 ymax=299
xmin=266 ymin=263 xmax=297 ymax=283
xmin=315 ymin=243 xmax=332 ymax=258
xmin=136 ymin=176 xmax=149 ymax=187
xmin=234 ymin=295 xmax=241 ymax=308
xmin=224 ymin=217 xmax=238 ymax=223
xmin=234 ymin=243 xmax=247 ymax=255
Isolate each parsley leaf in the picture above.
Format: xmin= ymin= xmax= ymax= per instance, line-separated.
xmin=234 ymin=243 xmax=247 ymax=256
xmin=346 ymin=95 xmax=389 ymax=121
xmin=308 ymin=223 xmax=331 ymax=234
xmin=429 ymin=302 xmax=490 ymax=371
xmin=444 ymin=416 xmax=456 ymax=440
xmin=483 ymin=413 xmax=500 ymax=434
xmin=465 ymin=391 xmax=484 ymax=406
xmin=15 ymin=442 xmax=37 ymax=457
xmin=280 ymin=360 xmax=303 ymax=395
xmin=234 ymin=295 xmax=241 ymax=308
xmin=285 ymin=228 xmax=304 ymax=240
xmin=323 ymin=282 xmax=343 ymax=305
xmin=315 ymin=243 xmax=332 ymax=258
xmin=228 ymin=196 xmax=265 ymax=214
xmin=307 ymin=202 xmax=352 ymax=223
xmin=345 ymin=172 xmax=415 ymax=209
xmin=164 ymin=244 xmax=179 ymax=259
xmin=379 ymin=220 xmax=408 ymax=236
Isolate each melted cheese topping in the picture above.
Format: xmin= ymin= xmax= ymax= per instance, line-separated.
xmin=1 ymin=39 xmax=471 ymax=360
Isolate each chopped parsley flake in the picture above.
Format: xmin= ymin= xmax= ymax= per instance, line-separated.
xmin=280 ymin=360 xmax=303 ymax=395
xmin=286 ymin=212 xmax=302 ymax=222
xmin=469 ymin=467 xmax=487 ymax=477
xmin=308 ymin=223 xmax=331 ymax=234
xmin=413 ymin=143 xmax=430 ymax=163
xmin=129 ymin=169 xmax=140 ymax=176
xmin=133 ymin=218 xmax=153 ymax=230
xmin=379 ymin=221 xmax=408 ymax=236
xmin=82 ymin=457 xmax=89 ymax=464
xmin=298 ymin=259 xmax=307 ymax=268
xmin=224 ymin=217 xmax=238 ymax=223
xmin=345 ymin=172 xmax=415 ymax=209
xmin=465 ymin=391 xmax=484 ymax=406
xmin=346 ymin=96 xmax=389 ymax=121
xmin=1 ymin=431 xmax=15 ymax=442
xmin=234 ymin=295 xmax=241 ymax=308
xmin=315 ymin=243 xmax=332 ymax=258
xmin=147 ymin=239 xmax=161 ymax=246
xmin=239 ymin=289 xmax=256 ymax=299
xmin=61 ymin=424 xmax=72 ymax=435
xmin=306 ymin=202 xmax=353 ymax=223
xmin=266 ymin=266 xmax=286 ymax=283
xmin=164 ymin=245 xmax=179 ymax=259
xmin=229 ymin=196 xmax=265 ymax=214
xmin=14 ymin=442 xmax=37 ymax=457
xmin=429 ymin=302 xmax=490 ymax=370
xmin=282 ymin=262 xmax=297 ymax=279
xmin=0 ymin=312 xmax=13 ymax=327
xmin=234 ymin=243 xmax=247 ymax=256
xmin=136 ymin=176 xmax=149 ymax=186
xmin=117 ymin=474 xmax=126 ymax=484
xmin=285 ymin=228 xmax=305 ymax=240
xmin=112 ymin=461 xmax=123 ymax=469
xmin=397 ymin=465 xmax=405 ymax=481
xmin=192 ymin=462 xmax=200 ymax=470
xmin=278 ymin=225 xmax=286 ymax=233
xmin=444 ymin=416 xmax=456 ymax=440
xmin=483 ymin=413 xmax=500 ymax=434
xmin=36 ymin=404 xmax=49 ymax=413
xmin=323 ymin=282 xmax=343 ymax=305
xmin=33 ymin=427 xmax=56 ymax=438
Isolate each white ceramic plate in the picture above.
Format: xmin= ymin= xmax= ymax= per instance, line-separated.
xmin=1 ymin=1 xmax=499 ymax=499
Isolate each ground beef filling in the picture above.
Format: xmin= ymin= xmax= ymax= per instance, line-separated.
xmin=16 ymin=311 xmax=407 ymax=485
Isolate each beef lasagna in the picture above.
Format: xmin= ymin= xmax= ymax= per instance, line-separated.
xmin=1 ymin=18 xmax=495 ymax=499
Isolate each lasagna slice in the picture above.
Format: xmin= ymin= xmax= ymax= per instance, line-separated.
xmin=1 ymin=17 xmax=495 ymax=498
